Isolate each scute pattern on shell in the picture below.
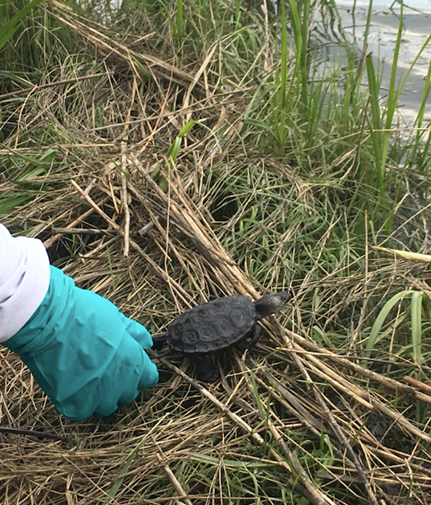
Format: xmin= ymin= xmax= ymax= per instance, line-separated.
xmin=166 ymin=295 xmax=256 ymax=353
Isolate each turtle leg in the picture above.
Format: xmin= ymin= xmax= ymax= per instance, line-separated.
xmin=193 ymin=353 xmax=220 ymax=382
xmin=151 ymin=333 xmax=168 ymax=351
xmin=246 ymin=325 xmax=261 ymax=349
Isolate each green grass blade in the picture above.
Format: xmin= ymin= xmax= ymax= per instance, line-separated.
xmin=166 ymin=120 xmax=197 ymax=161
xmin=131 ymin=56 xmax=150 ymax=79
xmin=280 ymin=0 xmax=289 ymax=110
xmin=411 ymin=291 xmax=423 ymax=378
xmin=300 ymin=0 xmax=310 ymax=108
xmin=249 ymin=369 xmax=266 ymax=420
xmin=363 ymin=0 xmax=372 ymax=45
xmin=364 ymin=290 xmax=416 ymax=359
xmin=384 ymin=1 xmax=403 ymax=131
xmin=365 ymin=53 xmax=383 ymax=189
xmin=176 ymin=0 xmax=184 ymax=45
xmin=0 ymin=0 xmax=45 ymax=51
xmin=103 ymin=438 xmax=146 ymax=504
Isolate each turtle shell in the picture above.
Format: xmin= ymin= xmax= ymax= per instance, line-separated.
xmin=166 ymin=295 xmax=256 ymax=353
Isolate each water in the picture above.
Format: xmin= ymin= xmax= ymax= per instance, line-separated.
xmin=340 ymin=0 xmax=431 ymax=8
xmin=332 ymin=1 xmax=431 ymax=122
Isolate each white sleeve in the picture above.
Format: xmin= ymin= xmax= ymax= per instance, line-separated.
xmin=0 ymin=223 xmax=50 ymax=343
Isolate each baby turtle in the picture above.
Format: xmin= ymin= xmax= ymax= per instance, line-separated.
xmin=152 ymin=291 xmax=291 ymax=382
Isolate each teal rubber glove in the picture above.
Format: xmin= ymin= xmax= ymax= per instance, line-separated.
xmin=4 ymin=266 xmax=158 ymax=422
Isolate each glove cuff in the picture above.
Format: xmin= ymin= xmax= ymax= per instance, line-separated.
xmin=4 ymin=266 xmax=74 ymax=357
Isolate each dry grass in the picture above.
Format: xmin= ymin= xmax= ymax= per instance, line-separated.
xmin=2 ymin=3 xmax=431 ymax=504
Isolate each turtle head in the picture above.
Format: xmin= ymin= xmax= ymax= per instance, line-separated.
xmin=253 ymin=291 xmax=292 ymax=319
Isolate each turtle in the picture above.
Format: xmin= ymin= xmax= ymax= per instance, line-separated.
xmin=152 ymin=291 xmax=291 ymax=382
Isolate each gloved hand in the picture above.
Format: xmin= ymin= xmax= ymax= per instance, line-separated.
xmin=4 ymin=265 xmax=158 ymax=421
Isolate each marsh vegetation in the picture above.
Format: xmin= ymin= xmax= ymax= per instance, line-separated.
xmin=1 ymin=0 xmax=431 ymax=503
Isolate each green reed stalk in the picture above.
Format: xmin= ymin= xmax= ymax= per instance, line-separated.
xmin=176 ymin=0 xmax=183 ymax=46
